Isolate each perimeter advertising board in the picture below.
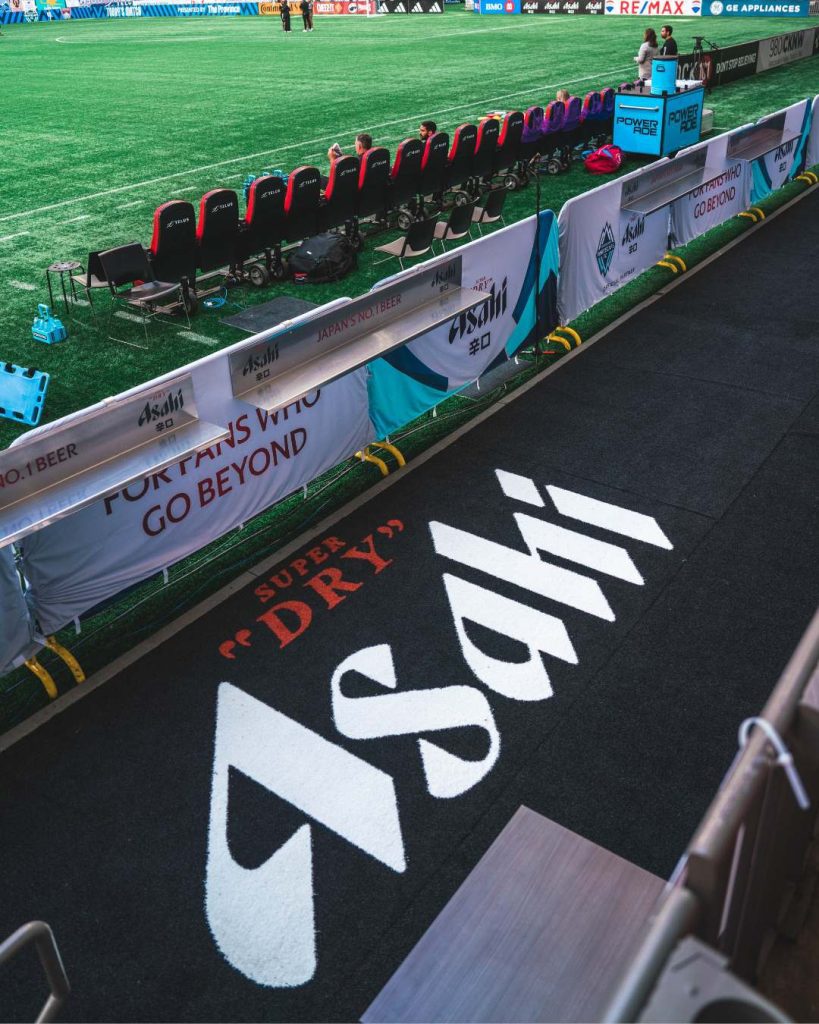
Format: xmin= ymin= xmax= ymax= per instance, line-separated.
xmin=605 ymin=0 xmax=702 ymax=13
xmin=704 ymin=0 xmax=810 ymax=13
xmin=757 ymin=27 xmax=818 ymax=68
xmin=520 ymin=0 xmax=603 ymax=12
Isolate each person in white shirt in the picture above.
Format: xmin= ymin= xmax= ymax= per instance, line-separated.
xmin=634 ymin=28 xmax=659 ymax=82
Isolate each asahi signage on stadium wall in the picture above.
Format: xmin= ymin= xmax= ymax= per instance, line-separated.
xmin=521 ymin=0 xmax=603 ymax=12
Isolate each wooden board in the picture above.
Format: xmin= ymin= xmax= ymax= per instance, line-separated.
xmin=362 ymin=806 xmax=665 ymax=1023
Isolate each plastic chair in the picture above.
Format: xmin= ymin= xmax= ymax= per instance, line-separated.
xmin=99 ymin=242 xmax=185 ymax=346
xmin=434 ymin=200 xmax=476 ymax=250
xmin=373 ymin=216 xmax=437 ymax=270
xmin=471 ymin=188 xmax=507 ymax=235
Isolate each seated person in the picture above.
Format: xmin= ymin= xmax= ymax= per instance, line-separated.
xmin=321 ymin=134 xmax=373 ymax=190
xmin=555 ymin=88 xmax=571 ymax=103
xmin=321 ymin=142 xmax=344 ymax=190
xmin=419 ymin=120 xmax=437 ymax=142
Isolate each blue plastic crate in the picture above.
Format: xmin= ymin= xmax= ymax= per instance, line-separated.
xmin=0 ymin=363 xmax=50 ymax=427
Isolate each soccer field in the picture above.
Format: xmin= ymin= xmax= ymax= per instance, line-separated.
xmin=1 ymin=9 xmax=817 ymax=447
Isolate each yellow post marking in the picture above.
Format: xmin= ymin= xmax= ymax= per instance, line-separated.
xmin=370 ymin=442 xmax=406 ymax=467
xmin=45 ymin=636 xmax=85 ymax=685
xmin=24 ymin=658 xmax=58 ymax=700
xmin=556 ymin=326 xmax=583 ymax=348
xmin=356 ymin=450 xmax=389 ymax=477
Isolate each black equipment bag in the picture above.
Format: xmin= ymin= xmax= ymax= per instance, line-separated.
xmin=288 ymin=233 xmax=357 ymax=284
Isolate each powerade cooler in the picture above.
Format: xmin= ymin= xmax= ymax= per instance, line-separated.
xmin=613 ymin=58 xmax=704 ymax=158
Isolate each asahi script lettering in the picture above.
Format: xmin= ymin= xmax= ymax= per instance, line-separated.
xmin=204 ymin=470 xmax=673 ymax=988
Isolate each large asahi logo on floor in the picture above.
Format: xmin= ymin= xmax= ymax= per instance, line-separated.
xmin=204 ymin=470 xmax=673 ymax=988
xmin=596 ymin=222 xmax=616 ymax=276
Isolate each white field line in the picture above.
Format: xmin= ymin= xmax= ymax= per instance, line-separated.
xmin=114 ymin=310 xmax=145 ymax=323
xmin=0 ymin=231 xmax=30 ymax=243
xmin=62 ymin=214 xmax=91 ymax=223
xmin=178 ymin=330 xmax=219 ymax=346
xmin=116 ymin=199 xmax=145 ymax=209
xmin=9 ymin=280 xmax=36 ymax=291
xmin=0 ymin=64 xmax=631 ymax=225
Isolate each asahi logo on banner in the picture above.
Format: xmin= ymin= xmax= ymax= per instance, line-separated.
xmin=447 ymin=277 xmax=508 ymax=345
xmin=205 ymin=469 xmax=674 ymax=988
xmin=620 ymin=215 xmax=645 ymax=247
xmin=241 ymin=342 xmax=280 ymax=378
xmin=596 ymin=222 xmax=616 ymax=276
xmin=137 ymin=388 xmax=185 ymax=428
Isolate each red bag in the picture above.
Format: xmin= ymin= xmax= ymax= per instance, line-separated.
xmin=584 ymin=145 xmax=624 ymax=174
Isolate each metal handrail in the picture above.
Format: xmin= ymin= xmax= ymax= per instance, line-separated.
xmin=602 ymin=606 xmax=819 ymax=1021
xmin=688 ymin=607 xmax=819 ymax=867
xmin=0 ymin=921 xmax=70 ymax=1023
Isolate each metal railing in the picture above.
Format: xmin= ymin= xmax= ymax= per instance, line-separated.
xmin=604 ymin=606 xmax=819 ymax=1021
xmin=0 ymin=921 xmax=70 ymax=1023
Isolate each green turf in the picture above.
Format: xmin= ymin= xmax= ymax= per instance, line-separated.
xmin=1 ymin=10 xmax=818 ymax=730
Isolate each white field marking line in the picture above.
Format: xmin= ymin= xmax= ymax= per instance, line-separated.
xmin=0 ymin=64 xmax=630 ymax=226
xmin=115 ymin=199 xmax=144 ymax=209
xmin=0 ymin=231 xmax=30 ymax=243
xmin=178 ymin=330 xmax=219 ymax=346
xmin=61 ymin=214 xmax=91 ymax=223
xmin=9 ymin=280 xmax=37 ymax=291
xmin=114 ymin=310 xmax=146 ymax=323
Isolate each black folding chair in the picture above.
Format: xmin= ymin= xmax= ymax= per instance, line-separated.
xmin=373 ymin=216 xmax=437 ymax=271
xmin=70 ymin=250 xmax=108 ymax=319
xmin=99 ymin=242 xmax=186 ymax=347
xmin=472 ymin=188 xmax=507 ymax=235
xmin=433 ymin=200 xmax=476 ymax=251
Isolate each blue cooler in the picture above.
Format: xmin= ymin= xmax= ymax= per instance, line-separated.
xmin=651 ymin=57 xmax=678 ymax=96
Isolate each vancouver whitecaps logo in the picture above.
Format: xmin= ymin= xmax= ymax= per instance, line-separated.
xmin=596 ymin=222 xmax=616 ymax=276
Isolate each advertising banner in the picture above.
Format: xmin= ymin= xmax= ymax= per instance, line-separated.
xmin=476 ymin=0 xmax=520 ymax=13
xmin=757 ymin=27 xmax=818 ymax=69
xmin=557 ymin=169 xmax=670 ymax=323
xmin=20 ymin=356 xmax=373 ymax=634
xmin=313 ymin=0 xmax=374 ymax=11
xmin=806 ymin=94 xmax=819 ymax=168
xmin=521 ymin=0 xmax=603 ymax=12
xmin=604 ymin=0 xmax=702 ymax=14
xmin=670 ymin=157 xmax=750 ymax=245
xmin=0 ymin=546 xmax=37 ymax=677
xmin=750 ymin=98 xmax=812 ymax=201
xmin=367 ymin=211 xmax=559 ymax=437
xmin=704 ymin=0 xmax=810 ymax=13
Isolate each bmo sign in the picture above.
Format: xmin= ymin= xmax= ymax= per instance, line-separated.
xmin=478 ymin=0 xmax=521 ymax=11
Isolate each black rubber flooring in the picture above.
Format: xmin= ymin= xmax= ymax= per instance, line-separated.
xmin=1 ymin=192 xmax=817 ymax=1023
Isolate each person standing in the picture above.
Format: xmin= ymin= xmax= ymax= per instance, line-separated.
xmin=281 ymin=0 xmax=292 ymax=34
xmin=634 ymin=27 xmax=659 ymax=82
xmin=659 ymin=25 xmax=678 ymax=56
xmin=300 ymin=0 xmax=313 ymax=30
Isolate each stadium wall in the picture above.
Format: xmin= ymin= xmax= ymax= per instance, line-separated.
xmin=0 ymin=0 xmax=446 ymax=18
